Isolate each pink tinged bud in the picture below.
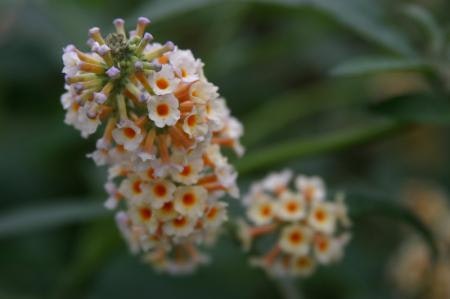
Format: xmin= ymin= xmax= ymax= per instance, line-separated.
xmin=139 ymin=93 xmax=150 ymax=103
xmin=136 ymin=17 xmax=151 ymax=37
xmin=106 ymin=66 xmax=121 ymax=79
xmin=94 ymin=92 xmax=108 ymax=104
xmin=134 ymin=61 xmax=144 ymax=71
xmin=153 ymin=63 xmax=162 ymax=72
xmin=164 ymin=41 xmax=174 ymax=51
xmin=63 ymin=44 xmax=76 ymax=53
xmin=143 ymin=32 xmax=153 ymax=41
xmin=97 ymin=45 xmax=111 ymax=56
xmin=89 ymin=27 xmax=105 ymax=45
xmin=113 ymin=18 xmax=127 ymax=38
xmin=87 ymin=38 xmax=96 ymax=48
xmin=74 ymin=83 xmax=84 ymax=93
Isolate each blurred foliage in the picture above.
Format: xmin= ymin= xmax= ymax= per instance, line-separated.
xmin=0 ymin=0 xmax=450 ymax=298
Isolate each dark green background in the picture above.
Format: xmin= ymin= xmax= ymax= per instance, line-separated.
xmin=0 ymin=0 xmax=449 ymax=298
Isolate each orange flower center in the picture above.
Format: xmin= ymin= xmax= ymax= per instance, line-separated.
xmin=156 ymin=103 xmax=170 ymax=116
xmin=181 ymin=68 xmax=188 ymax=78
xmin=289 ymin=231 xmax=303 ymax=244
xmin=132 ymin=180 xmax=142 ymax=193
xmin=154 ymin=184 xmax=167 ymax=197
xmin=297 ymin=257 xmax=309 ymax=267
xmin=180 ymin=166 xmax=191 ymax=176
xmin=317 ymin=238 xmax=329 ymax=252
xmin=158 ymin=55 xmax=169 ymax=64
xmin=123 ymin=127 xmax=136 ymax=139
xmin=187 ymin=115 xmax=197 ymax=127
xmin=162 ymin=201 xmax=174 ymax=212
xmin=286 ymin=201 xmax=298 ymax=213
xmin=139 ymin=207 xmax=152 ymax=221
xmin=206 ymin=207 xmax=218 ymax=219
xmin=147 ymin=168 xmax=155 ymax=179
xmin=156 ymin=78 xmax=169 ymax=90
xmin=174 ymin=217 xmax=187 ymax=227
xmin=182 ymin=193 xmax=196 ymax=206
xmin=315 ymin=209 xmax=326 ymax=222
xmin=260 ymin=205 xmax=272 ymax=217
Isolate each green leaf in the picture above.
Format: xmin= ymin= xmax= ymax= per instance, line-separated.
xmin=131 ymin=0 xmax=415 ymax=56
xmin=401 ymin=4 xmax=445 ymax=54
xmin=371 ymin=93 xmax=450 ymax=124
xmin=242 ymin=80 xmax=365 ymax=147
xmin=330 ymin=56 xmax=430 ymax=76
xmin=236 ymin=120 xmax=406 ymax=174
xmin=348 ymin=191 xmax=438 ymax=259
xmin=0 ymin=200 xmax=108 ymax=238
xmin=130 ymin=0 xmax=223 ymax=21
xmin=307 ymin=0 xmax=415 ymax=56
xmin=52 ymin=219 xmax=121 ymax=299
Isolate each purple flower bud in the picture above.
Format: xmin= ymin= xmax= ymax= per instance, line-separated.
xmin=97 ymin=45 xmax=111 ymax=56
xmin=113 ymin=18 xmax=125 ymax=26
xmin=63 ymin=44 xmax=75 ymax=53
xmin=143 ymin=32 xmax=153 ymax=41
xmin=134 ymin=61 xmax=144 ymax=71
xmin=106 ymin=67 xmax=121 ymax=79
xmin=89 ymin=27 xmax=100 ymax=36
xmin=138 ymin=17 xmax=151 ymax=26
xmin=94 ymin=92 xmax=108 ymax=104
xmin=164 ymin=41 xmax=174 ymax=51
xmin=139 ymin=93 xmax=150 ymax=103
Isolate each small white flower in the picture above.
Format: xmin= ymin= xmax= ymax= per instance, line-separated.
xmin=149 ymin=64 xmax=180 ymax=95
xmin=189 ymin=80 xmax=218 ymax=104
xmin=148 ymin=179 xmax=176 ymax=208
xmin=169 ymin=49 xmax=200 ymax=83
xmin=129 ymin=201 xmax=158 ymax=234
xmin=156 ymin=200 xmax=178 ymax=221
xmin=247 ymin=196 xmax=275 ymax=225
xmin=276 ymin=191 xmax=306 ymax=221
xmin=112 ymin=120 xmax=144 ymax=151
xmin=171 ymin=158 xmax=204 ymax=185
xmin=174 ymin=186 xmax=207 ymax=218
xmin=290 ymin=255 xmax=316 ymax=277
xmin=163 ymin=216 xmax=196 ymax=237
xmin=295 ymin=175 xmax=326 ymax=203
xmin=62 ymin=50 xmax=81 ymax=76
xmin=147 ymin=94 xmax=180 ymax=128
xmin=261 ymin=169 xmax=293 ymax=193
xmin=205 ymin=98 xmax=229 ymax=131
xmin=279 ymin=224 xmax=312 ymax=256
xmin=182 ymin=109 xmax=209 ymax=140
xmin=203 ymin=201 xmax=228 ymax=229
xmin=308 ymin=202 xmax=336 ymax=234
xmin=119 ymin=176 xmax=148 ymax=202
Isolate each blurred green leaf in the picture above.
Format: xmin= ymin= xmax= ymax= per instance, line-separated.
xmin=236 ymin=120 xmax=406 ymax=174
xmin=330 ymin=56 xmax=430 ymax=76
xmin=242 ymin=81 xmax=364 ymax=147
xmin=0 ymin=200 xmax=107 ymax=238
xmin=308 ymin=0 xmax=415 ymax=56
xmin=348 ymin=191 xmax=438 ymax=259
xmin=53 ymin=219 xmax=121 ymax=299
xmin=401 ymin=4 xmax=444 ymax=54
xmin=371 ymin=93 xmax=450 ymax=124
xmin=132 ymin=0 xmax=414 ymax=56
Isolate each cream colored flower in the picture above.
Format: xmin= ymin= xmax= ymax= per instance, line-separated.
xmin=276 ymin=191 xmax=306 ymax=221
xmin=147 ymin=94 xmax=180 ymax=127
xmin=279 ymin=224 xmax=312 ymax=256
xmin=148 ymin=179 xmax=176 ymax=208
xmin=174 ymin=186 xmax=207 ymax=218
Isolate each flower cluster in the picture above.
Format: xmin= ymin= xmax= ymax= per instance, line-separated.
xmin=238 ymin=170 xmax=351 ymax=277
xmin=388 ymin=181 xmax=450 ymax=299
xmin=61 ymin=17 xmax=243 ymax=274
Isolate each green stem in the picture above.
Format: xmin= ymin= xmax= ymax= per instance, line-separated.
xmin=236 ymin=120 xmax=407 ymax=174
xmin=274 ymin=277 xmax=302 ymax=299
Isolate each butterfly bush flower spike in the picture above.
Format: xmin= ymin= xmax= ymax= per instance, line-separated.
xmin=238 ymin=170 xmax=351 ymax=277
xmin=61 ymin=17 xmax=244 ymax=274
